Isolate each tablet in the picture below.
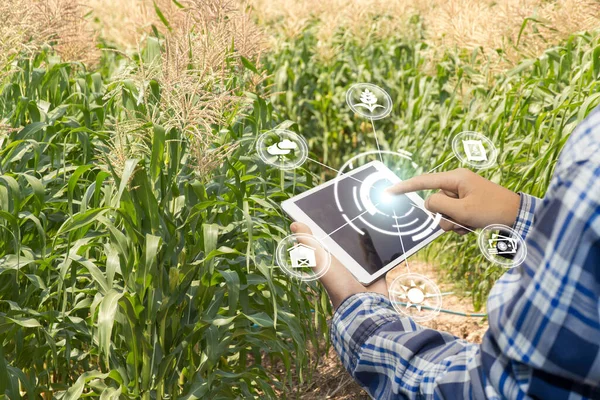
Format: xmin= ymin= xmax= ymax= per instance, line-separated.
xmin=281 ymin=160 xmax=444 ymax=285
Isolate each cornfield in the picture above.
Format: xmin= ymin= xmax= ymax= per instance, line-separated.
xmin=0 ymin=0 xmax=599 ymax=398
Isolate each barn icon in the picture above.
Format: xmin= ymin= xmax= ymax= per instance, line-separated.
xmin=288 ymin=243 xmax=317 ymax=268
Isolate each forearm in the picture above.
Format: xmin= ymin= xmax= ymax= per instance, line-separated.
xmin=331 ymin=293 xmax=485 ymax=399
xmin=319 ymin=271 xmax=369 ymax=309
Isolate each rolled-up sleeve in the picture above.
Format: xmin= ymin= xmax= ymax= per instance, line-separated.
xmin=329 ymin=107 xmax=600 ymax=399
xmin=331 ymin=293 xmax=486 ymax=399
xmin=512 ymin=193 xmax=540 ymax=240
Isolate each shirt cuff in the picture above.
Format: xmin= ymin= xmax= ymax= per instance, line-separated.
xmin=330 ymin=292 xmax=419 ymax=373
xmin=512 ymin=192 xmax=540 ymax=240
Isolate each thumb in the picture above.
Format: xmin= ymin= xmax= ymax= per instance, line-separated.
xmin=290 ymin=222 xmax=313 ymax=235
xmin=290 ymin=223 xmax=323 ymax=257
xmin=289 ymin=222 xmax=330 ymax=275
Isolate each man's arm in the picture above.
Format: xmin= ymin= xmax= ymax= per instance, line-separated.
xmin=289 ymin=168 xmax=537 ymax=398
xmin=292 ymin=142 xmax=600 ymax=399
xmin=331 ymin=292 xmax=486 ymax=398
xmin=482 ymin=161 xmax=600 ymax=398
xmin=386 ymin=168 xmax=522 ymax=233
xmin=326 ymin=165 xmax=600 ymax=399
xmin=290 ymin=222 xmax=490 ymax=398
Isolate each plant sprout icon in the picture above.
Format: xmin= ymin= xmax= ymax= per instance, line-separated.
xmin=355 ymin=89 xmax=384 ymax=113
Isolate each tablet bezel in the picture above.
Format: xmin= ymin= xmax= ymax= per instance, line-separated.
xmin=281 ymin=160 xmax=445 ymax=285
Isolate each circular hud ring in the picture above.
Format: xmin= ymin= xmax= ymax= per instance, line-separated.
xmin=333 ymin=151 xmax=442 ymax=240
xmin=477 ymin=224 xmax=527 ymax=268
xmin=451 ymin=131 xmax=498 ymax=170
xmin=256 ymin=129 xmax=309 ymax=170
xmin=275 ymin=233 xmax=331 ymax=281
xmin=346 ymin=83 xmax=393 ymax=120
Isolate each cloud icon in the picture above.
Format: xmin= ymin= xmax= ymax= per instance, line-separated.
xmin=278 ymin=139 xmax=297 ymax=150
xmin=267 ymin=139 xmax=298 ymax=156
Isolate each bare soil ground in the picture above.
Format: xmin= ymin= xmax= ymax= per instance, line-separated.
xmin=299 ymin=261 xmax=488 ymax=399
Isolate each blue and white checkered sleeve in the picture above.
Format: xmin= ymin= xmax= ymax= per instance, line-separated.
xmin=331 ymin=292 xmax=484 ymax=399
xmin=483 ymin=159 xmax=600 ymax=399
xmin=512 ymin=192 xmax=540 ymax=240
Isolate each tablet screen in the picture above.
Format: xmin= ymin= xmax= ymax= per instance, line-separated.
xmin=293 ymin=164 xmax=442 ymax=274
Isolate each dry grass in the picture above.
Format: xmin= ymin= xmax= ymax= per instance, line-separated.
xmin=0 ymin=0 xmax=98 ymax=72
xmin=154 ymin=0 xmax=264 ymax=176
xmin=88 ymin=0 xmax=264 ymax=56
xmin=100 ymin=0 xmax=266 ymax=177
xmin=86 ymin=0 xmax=162 ymax=50
xmin=427 ymin=0 xmax=600 ymax=64
xmin=248 ymin=0 xmax=600 ymax=66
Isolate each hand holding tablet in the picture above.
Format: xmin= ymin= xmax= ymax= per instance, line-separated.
xmin=290 ymin=221 xmax=389 ymax=308
xmin=282 ymin=161 xmax=445 ymax=285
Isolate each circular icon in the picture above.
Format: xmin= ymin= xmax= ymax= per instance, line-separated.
xmin=388 ymin=273 xmax=442 ymax=322
xmin=346 ymin=83 xmax=392 ymax=120
xmin=256 ymin=129 xmax=308 ymax=170
xmin=333 ymin=150 xmax=442 ymax=240
xmin=275 ymin=233 xmax=331 ymax=281
xmin=451 ymin=131 xmax=498 ymax=170
xmin=478 ymin=224 xmax=527 ymax=268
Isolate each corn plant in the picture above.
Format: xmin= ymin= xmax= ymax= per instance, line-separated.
xmin=0 ymin=38 xmax=328 ymax=398
xmin=2 ymin=4 xmax=600 ymax=399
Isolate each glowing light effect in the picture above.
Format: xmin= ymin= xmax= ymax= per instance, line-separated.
xmin=380 ymin=189 xmax=394 ymax=204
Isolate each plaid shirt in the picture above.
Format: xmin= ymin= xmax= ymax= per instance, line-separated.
xmin=331 ymin=108 xmax=600 ymax=399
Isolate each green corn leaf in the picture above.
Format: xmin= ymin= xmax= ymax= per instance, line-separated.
xmin=153 ymin=1 xmax=171 ymax=30
xmin=150 ymin=124 xmax=165 ymax=182
xmin=56 ymin=207 xmax=110 ymax=236
xmin=144 ymin=233 xmax=162 ymax=287
xmin=19 ymin=173 xmax=44 ymax=207
xmin=245 ymin=312 xmax=274 ymax=328
xmin=0 ymin=175 xmax=21 ymax=213
xmin=17 ymin=122 xmax=46 ymax=139
xmin=105 ymin=247 xmax=120 ymax=289
xmin=241 ymin=56 xmax=258 ymax=74
xmin=70 ymin=255 xmax=110 ymax=294
xmin=203 ymin=224 xmax=219 ymax=274
xmin=67 ymin=164 xmax=94 ymax=213
xmin=97 ymin=289 xmax=124 ymax=366
xmin=63 ymin=370 xmax=110 ymax=400
xmin=0 ymin=346 xmax=9 ymax=393
xmin=3 ymin=316 xmax=41 ymax=328
xmin=113 ymin=159 xmax=139 ymax=207
xmin=99 ymin=386 xmax=122 ymax=400
xmin=220 ymin=269 xmax=240 ymax=314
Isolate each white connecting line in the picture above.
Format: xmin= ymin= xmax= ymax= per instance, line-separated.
xmin=370 ymin=118 xmax=385 ymax=163
xmin=306 ymin=157 xmax=364 ymax=184
xmin=426 ymin=154 xmax=456 ymax=174
xmin=392 ymin=210 xmax=411 ymax=273
xmin=319 ymin=207 xmax=375 ymax=241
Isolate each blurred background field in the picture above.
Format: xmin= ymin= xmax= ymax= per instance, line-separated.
xmin=0 ymin=0 xmax=599 ymax=398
